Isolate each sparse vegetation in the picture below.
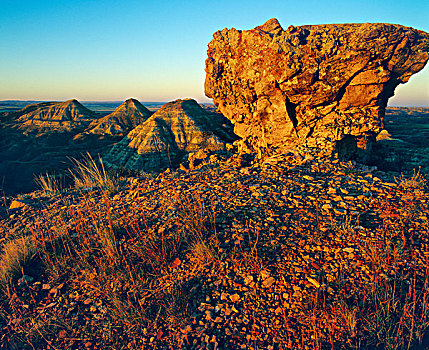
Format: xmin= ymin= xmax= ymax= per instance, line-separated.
xmin=69 ymin=153 xmax=118 ymax=194
xmin=0 ymin=155 xmax=428 ymax=349
xmin=34 ymin=172 xmax=65 ymax=194
xmin=0 ymin=236 xmax=37 ymax=287
xmin=176 ymin=192 xmax=219 ymax=265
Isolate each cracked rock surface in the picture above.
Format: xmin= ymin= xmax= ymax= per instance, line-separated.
xmin=205 ymin=18 xmax=429 ymax=157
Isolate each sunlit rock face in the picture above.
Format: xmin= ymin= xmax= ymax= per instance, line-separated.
xmin=104 ymin=99 xmax=238 ymax=171
xmin=205 ymin=19 xmax=429 ymax=158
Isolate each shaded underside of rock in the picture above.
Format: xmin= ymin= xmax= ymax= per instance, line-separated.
xmin=87 ymin=98 xmax=152 ymax=136
xmin=14 ymin=99 xmax=99 ymax=133
xmin=104 ymin=99 xmax=238 ymax=172
xmin=205 ymin=19 xmax=429 ymax=157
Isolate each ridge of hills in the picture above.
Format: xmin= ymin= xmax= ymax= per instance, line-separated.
xmin=0 ymin=98 xmax=237 ymax=195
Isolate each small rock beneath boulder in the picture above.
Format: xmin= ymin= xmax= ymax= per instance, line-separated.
xmin=18 ymin=275 xmax=34 ymax=286
xmin=9 ymin=200 xmax=26 ymax=210
xmin=263 ymin=277 xmax=275 ymax=288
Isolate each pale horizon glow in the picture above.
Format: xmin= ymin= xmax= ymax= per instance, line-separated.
xmin=0 ymin=0 xmax=428 ymax=106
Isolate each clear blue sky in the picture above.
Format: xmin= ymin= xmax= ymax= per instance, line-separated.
xmin=0 ymin=0 xmax=428 ymax=105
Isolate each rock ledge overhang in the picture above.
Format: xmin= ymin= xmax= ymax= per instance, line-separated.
xmin=205 ymin=18 xmax=429 ymax=157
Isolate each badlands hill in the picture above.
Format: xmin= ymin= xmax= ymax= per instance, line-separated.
xmin=0 ymin=99 xmax=136 ymax=194
xmin=0 ymin=100 xmax=97 ymax=194
xmin=0 ymin=98 xmax=237 ymax=195
xmin=9 ymin=99 xmax=98 ymax=133
xmin=87 ymin=98 xmax=152 ymax=136
xmin=104 ymin=99 xmax=238 ymax=172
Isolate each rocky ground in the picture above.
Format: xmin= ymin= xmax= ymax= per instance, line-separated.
xmin=0 ymin=150 xmax=428 ymax=349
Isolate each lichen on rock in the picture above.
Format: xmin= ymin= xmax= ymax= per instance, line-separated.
xmin=205 ymin=18 xmax=429 ymax=159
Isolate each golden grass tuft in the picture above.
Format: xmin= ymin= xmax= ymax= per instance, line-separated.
xmin=0 ymin=236 xmax=36 ymax=286
xmin=69 ymin=153 xmax=118 ymax=194
xmin=34 ymin=172 xmax=64 ymax=194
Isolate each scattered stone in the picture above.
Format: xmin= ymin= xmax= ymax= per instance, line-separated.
xmin=230 ymin=294 xmax=240 ymax=302
xmin=263 ymin=277 xmax=275 ymax=288
xmin=9 ymin=200 xmax=27 ymax=210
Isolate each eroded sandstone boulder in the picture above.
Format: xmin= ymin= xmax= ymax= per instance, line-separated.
xmin=205 ymin=19 xmax=429 ymax=159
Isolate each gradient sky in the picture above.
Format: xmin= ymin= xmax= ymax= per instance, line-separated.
xmin=0 ymin=0 xmax=428 ymax=105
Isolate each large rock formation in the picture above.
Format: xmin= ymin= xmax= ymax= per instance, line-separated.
xmin=14 ymin=99 xmax=98 ymax=133
xmin=104 ymin=99 xmax=237 ymax=171
xmin=87 ymin=98 xmax=152 ymax=136
xmin=205 ymin=19 xmax=429 ymax=158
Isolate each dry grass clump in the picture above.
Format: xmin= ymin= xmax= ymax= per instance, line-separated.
xmin=0 ymin=236 xmax=37 ymax=286
xmin=396 ymin=169 xmax=427 ymax=192
xmin=35 ymin=154 xmax=119 ymax=195
xmin=175 ymin=193 xmax=219 ymax=265
xmin=34 ymin=172 xmax=64 ymax=194
xmin=69 ymin=153 xmax=118 ymax=194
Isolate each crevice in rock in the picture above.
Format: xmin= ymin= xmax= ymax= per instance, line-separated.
xmin=335 ymin=135 xmax=358 ymax=160
xmin=334 ymin=68 xmax=365 ymax=102
xmin=298 ymin=28 xmax=310 ymax=45
xmin=380 ymin=74 xmax=400 ymax=108
xmin=285 ymin=96 xmax=298 ymax=131
xmin=284 ymin=96 xmax=300 ymax=139
xmin=306 ymin=124 xmax=316 ymax=139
